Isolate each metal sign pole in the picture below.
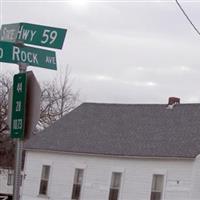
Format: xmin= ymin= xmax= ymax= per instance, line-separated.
xmin=0 ymin=21 xmax=66 ymax=200
xmin=13 ymin=139 xmax=23 ymax=200
xmin=13 ymin=63 xmax=27 ymax=200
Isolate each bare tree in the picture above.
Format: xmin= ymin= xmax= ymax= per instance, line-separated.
xmin=0 ymin=73 xmax=11 ymax=133
xmin=39 ymin=68 xmax=79 ymax=129
xmin=0 ymin=68 xmax=79 ymax=168
xmin=0 ymin=73 xmax=14 ymax=168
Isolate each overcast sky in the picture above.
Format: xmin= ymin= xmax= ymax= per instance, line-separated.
xmin=1 ymin=0 xmax=200 ymax=104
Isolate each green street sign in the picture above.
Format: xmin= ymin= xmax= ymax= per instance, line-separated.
xmin=0 ymin=22 xmax=67 ymax=49
xmin=11 ymin=73 xmax=27 ymax=139
xmin=0 ymin=41 xmax=57 ymax=70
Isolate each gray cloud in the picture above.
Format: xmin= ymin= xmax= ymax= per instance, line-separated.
xmin=2 ymin=1 xmax=200 ymax=104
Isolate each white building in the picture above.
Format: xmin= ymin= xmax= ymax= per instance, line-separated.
xmin=0 ymin=168 xmax=24 ymax=200
xmin=0 ymin=168 xmax=14 ymax=200
xmin=22 ymin=101 xmax=200 ymax=200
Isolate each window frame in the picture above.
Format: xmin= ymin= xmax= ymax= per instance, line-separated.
xmin=38 ymin=165 xmax=51 ymax=196
xmin=7 ymin=172 xmax=14 ymax=186
xmin=108 ymin=172 xmax=122 ymax=200
xmin=71 ymin=168 xmax=84 ymax=200
xmin=150 ymin=174 xmax=165 ymax=200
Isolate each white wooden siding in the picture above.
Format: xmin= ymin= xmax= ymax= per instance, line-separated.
xmin=0 ymin=169 xmax=13 ymax=195
xmin=22 ymin=151 xmax=195 ymax=200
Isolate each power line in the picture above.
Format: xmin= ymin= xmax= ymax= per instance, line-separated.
xmin=175 ymin=0 xmax=200 ymax=36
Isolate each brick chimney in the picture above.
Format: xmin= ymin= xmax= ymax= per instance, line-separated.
xmin=167 ymin=97 xmax=180 ymax=109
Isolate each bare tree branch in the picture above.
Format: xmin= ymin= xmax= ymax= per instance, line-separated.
xmin=0 ymin=68 xmax=79 ymax=168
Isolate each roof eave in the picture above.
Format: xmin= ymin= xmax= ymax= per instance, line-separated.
xmin=24 ymin=148 xmax=195 ymax=160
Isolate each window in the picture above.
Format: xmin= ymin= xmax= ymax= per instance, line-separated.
xmin=7 ymin=173 xmax=23 ymax=186
xmin=7 ymin=173 xmax=14 ymax=186
xmin=108 ymin=172 xmax=122 ymax=200
xmin=39 ymin=165 xmax=50 ymax=196
xmin=71 ymin=168 xmax=84 ymax=200
xmin=150 ymin=175 xmax=164 ymax=200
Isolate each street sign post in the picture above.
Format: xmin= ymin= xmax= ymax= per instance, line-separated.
xmin=0 ymin=41 xmax=57 ymax=70
xmin=8 ymin=71 xmax=41 ymax=140
xmin=11 ymin=73 xmax=27 ymax=139
xmin=0 ymin=21 xmax=67 ymax=200
xmin=0 ymin=22 xmax=67 ymax=49
xmin=25 ymin=71 xmax=41 ymax=139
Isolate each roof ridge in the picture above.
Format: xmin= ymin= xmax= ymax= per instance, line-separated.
xmin=82 ymin=102 xmax=200 ymax=106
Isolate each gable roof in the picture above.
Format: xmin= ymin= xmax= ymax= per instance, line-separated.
xmin=25 ymin=103 xmax=200 ymax=158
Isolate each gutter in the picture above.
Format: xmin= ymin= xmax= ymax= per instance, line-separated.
xmin=24 ymin=148 xmax=194 ymax=161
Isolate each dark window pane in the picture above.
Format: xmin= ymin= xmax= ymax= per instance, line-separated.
xmin=7 ymin=173 xmax=14 ymax=186
xmin=20 ymin=175 xmax=23 ymax=186
xmin=71 ymin=169 xmax=84 ymax=200
xmin=109 ymin=172 xmax=121 ymax=200
xmin=150 ymin=192 xmax=162 ymax=200
xmin=39 ymin=180 xmax=48 ymax=195
xmin=39 ymin=165 xmax=50 ymax=195
xmin=71 ymin=184 xmax=81 ymax=200
xmin=151 ymin=174 xmax=164 ymax=200
xmin=109 ymin=189 xmax=119 ymax=200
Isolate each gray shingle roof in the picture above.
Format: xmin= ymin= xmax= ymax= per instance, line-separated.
xmin=25 ymin=103 xmax=200 ymax=158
